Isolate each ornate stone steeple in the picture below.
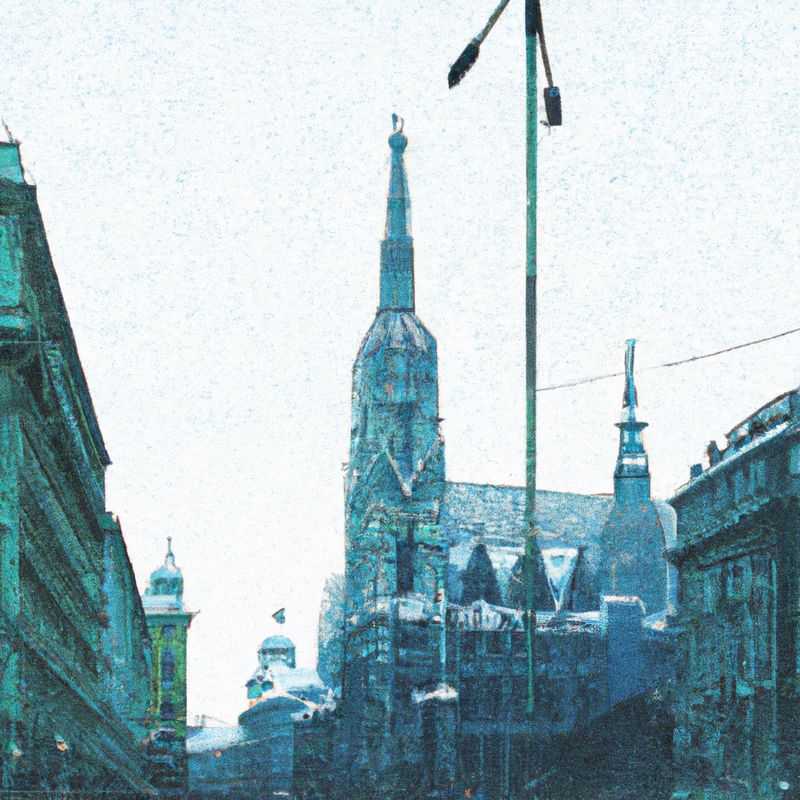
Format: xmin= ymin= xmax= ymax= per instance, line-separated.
xmin=613 ymin=339 xmax=651 ymax=505
xmin=347 ymin=117 xmax=443 ymax=507
xmin=379 ymin=114 xmax=414 ymax=311
xmin=344 ymin=117 xmax=446 ymax=611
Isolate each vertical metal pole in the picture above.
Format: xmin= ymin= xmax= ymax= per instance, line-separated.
xmin=523 ymin=0 xmax=538 ymax=724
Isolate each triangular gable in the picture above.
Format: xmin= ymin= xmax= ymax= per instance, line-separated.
xmin=541 ymin=548 xmax=580 ymax=612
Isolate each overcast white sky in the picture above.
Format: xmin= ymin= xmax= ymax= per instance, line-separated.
xmin=3 ymin=0 xmax=799 ymax=723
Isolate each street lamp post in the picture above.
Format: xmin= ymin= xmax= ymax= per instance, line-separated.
xmin=523 ymin=0 xmax=539 ymax=725
xmin=448 ymin=0 xmax=558 ymax=724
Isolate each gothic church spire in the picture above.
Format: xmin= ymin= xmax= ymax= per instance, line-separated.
xmin=379 ymin=115 xmax=414 ymax=311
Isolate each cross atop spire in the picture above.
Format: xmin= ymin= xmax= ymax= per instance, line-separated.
xmin=613 ymin=339 xmax=651 ymax=505
xmin=379 ymin=114 xmax=415 ymax=311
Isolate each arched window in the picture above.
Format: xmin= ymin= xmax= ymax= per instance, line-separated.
xmin=160 ymin=700 xmax=175 ymax=721
xmin=162 ymin=625 xmax=175 ymax=641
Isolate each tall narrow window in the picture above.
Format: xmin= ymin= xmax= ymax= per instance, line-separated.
xmin=397 ymin=526 xmax=415 ymax=594
xmin=161 ymin=649 xmax=175 ymax=688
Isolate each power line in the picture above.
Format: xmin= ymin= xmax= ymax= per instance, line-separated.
xmin=538 ymin=325 xmax=800 ymax=393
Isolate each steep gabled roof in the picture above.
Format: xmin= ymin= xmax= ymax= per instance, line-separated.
xmin=442 ymin=482 xmax=613 ymax=560
xmin=442 ymin=482 xmax=614 ymax=604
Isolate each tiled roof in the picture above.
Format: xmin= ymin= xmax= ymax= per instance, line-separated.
xmin=441 ymin=482 xmax=616 ymax=609
xmin=442 ymin=482 xmax=614 ymax=550
xmin=442 ymin=482 xmax=614 ymax=594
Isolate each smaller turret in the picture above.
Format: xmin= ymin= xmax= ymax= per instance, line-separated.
xmin=143 ymin=536 xmax=185 ymax=610
xmin=259 ymin=634 xmax=296 ymax=669
xmin=613 ymin=339 xmax=651 ymax=506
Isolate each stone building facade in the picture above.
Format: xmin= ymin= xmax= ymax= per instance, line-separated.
xmin=326 ymin=120 xmax=678 ymax=799
xmin=0 ymin=138 xmax=154 ymax=794
xmin=102 ymin=513 xmax=154 ymax=761
xmin=669 ymin=388 xmax=800 ymax=800
xmin=187 ymin=631 xmax=328 ymax=799
xmin=143 ymin=537 xmax=196 ymax=797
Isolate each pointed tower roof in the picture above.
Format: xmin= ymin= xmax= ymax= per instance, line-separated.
xmin=613 ymin=339 xmax=651 ymax=505
xmin=379 ymin=114 xmax=415 ymax=312
xmin=461 ymin=542 xmax=502 ymax=606
xmin=385 ymin=113 xmax=411 ymax=239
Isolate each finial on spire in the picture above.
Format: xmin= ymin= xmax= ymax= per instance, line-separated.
xmin=388 ymin=113 xmax=407 ymax=155
xmin=165 ymin=536 xmax=175 ymax=567
xmin=622 ymin=338 xmax=638 ymax=419
xmin=379 ymin=115 xmax=415 ymax=310
xmin=384 ymin=113 xmax=410 ymax=236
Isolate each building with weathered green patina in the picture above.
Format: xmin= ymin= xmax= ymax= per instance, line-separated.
xmin=143 ymin=537 xmax=196 ymax=797
xmin=0 ymin=137 xmax=155 ymax=794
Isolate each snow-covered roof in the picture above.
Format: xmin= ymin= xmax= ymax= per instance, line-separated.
xmin=451 ymin=598 xmax=523 ymax=631
xmin=186 ymin=725 xmax=246 ymax=754
xmin=141 ymin=594 xmax=184 ymax=612
xmin=412 ymin=683 xmax=458 ymax=704
xmin=442 ymin=483 xmax=613 ymax=549
xmin=442 ymin=482 xmax=614 ymax=600
xmin=673 ymin=420 xmax=795 ymax=497
xmin=243 ymin=686 xmax=319 ymax=723
xmin=397 ymin=596 xmax=427 ymax=622
xmin=673 ymin=388 xmax=799 ymax=496
xmin=653 ymin=501 xmax=677 ymax=549
xmin=271 ymin=663 xmax=324 ymax=691
xmin=541 ymin=548 xmax=579 ymax=612
xmin=260 ymin=634 xmax=294 ymax=651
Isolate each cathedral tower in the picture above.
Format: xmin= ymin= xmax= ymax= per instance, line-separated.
xmin=344 ymin=118 xmax=447 ymax=615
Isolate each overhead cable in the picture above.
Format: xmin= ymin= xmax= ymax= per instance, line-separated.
xmin=538 ymin=325 xmax=800 ymax=393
